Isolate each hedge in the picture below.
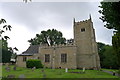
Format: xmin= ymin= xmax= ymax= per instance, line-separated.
xmin=26 ymin=59 xmax=43 ymax=69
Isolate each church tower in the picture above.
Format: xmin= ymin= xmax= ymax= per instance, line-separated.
xmin=74 ymin=15 xmax=100 ymax=69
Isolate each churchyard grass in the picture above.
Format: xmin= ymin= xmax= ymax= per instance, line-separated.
xmin=1 ymin=65 xmax=119 ymax=78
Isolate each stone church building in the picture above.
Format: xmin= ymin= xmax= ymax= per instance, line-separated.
xmin=16 ymin=16 xmax=100 ymax=69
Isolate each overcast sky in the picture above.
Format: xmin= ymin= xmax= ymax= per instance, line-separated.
xmin=0 ymin=1 xmax=114 ymax=54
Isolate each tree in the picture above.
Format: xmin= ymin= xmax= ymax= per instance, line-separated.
xmin=97 ymin=42 xmax=118 ymax=69
xmin=0 ymin=18 xmax=12 ymax=40
xmin=102 ymin=45 xmax=118 ymax=69
xmin=112 ymin=33 xmax=120 ymax=68
xmin=28 ymin=29 xmax=66 ymax=46
xmin=97 ymin=42 xmax=106 ymax=67
xmin=23 ymin=0 xmax=32 ymax=3
xmin=99 ymin=2 xmax=120 ymax=67
xmin=0 ymin=18 xmax=18 ymax=63
xmin=66 ymin=38 xmax=74 ymax=44
xmin=99 ymin=2 xmax=120 ymax=31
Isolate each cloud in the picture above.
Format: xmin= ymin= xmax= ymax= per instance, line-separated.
xmin=0 ymin=2 xmax=113 ymax=53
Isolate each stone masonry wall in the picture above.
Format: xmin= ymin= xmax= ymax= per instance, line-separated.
xmin=39 ymin=44 xmax=77 ymax=69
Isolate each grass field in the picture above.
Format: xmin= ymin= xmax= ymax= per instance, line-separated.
xmin=1 ymin=65 xmax=119 ymax=78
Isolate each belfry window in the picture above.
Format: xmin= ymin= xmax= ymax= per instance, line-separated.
xmin=45 ymin=54 xmax=50 ymax=62
xmin=61 ymin=54 xmax=67 ymax=63
xmin=81 ymin=28 xmax=85 ymax=32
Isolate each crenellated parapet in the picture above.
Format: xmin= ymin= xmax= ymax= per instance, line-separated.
xmin=75 ymin=19 xmax=91 ymax=24
xmin=40 ymin=43 xmax=76 ymax=49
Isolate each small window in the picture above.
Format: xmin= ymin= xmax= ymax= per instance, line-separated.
xmin=23 ymin=57 xmax=27 ymax=62
xmin=81 ymin=28 xmax=85 ymax=32
xmin=45 ymin=54 xmax=50 ymax=62
xmin=61 ymin=54 xmax=67 ymax=63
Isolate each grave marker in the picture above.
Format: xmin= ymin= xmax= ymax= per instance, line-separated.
xmin=13 ymin=66 xmax=16 ymax=71
xmin=65 ymin=68 xmax=68 ymax=72
xmin=83 ymin=67 xmax=85 ymax=73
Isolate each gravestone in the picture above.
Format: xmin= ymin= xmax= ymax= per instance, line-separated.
xmin=13 ymin=66 xmax=16 ymax=71
xmin=65 ymin=68 xmax=68 ymax=72
xmin=83 ymin=67 xmax=85 ymax=73
xmin=32 ymin=67 xmax=36 ymax=72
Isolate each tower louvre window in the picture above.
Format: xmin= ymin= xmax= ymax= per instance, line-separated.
xmin=81 ymin=28 xmax=85 ymax=32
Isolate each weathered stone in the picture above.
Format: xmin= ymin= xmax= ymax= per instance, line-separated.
xmin=16 ymin=18 xmax=100 ymax=69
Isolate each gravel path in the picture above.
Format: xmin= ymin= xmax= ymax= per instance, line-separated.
xmin=102 ymin=70 xmax=119 ymax=77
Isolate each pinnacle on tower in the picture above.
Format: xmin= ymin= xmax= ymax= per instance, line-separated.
xmin=73 ymin=18 xmax=75 ymax=24
xmin=89 ymin=14 xmax=92 ymax=22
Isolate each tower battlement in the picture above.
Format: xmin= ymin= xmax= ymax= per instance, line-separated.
xmin=40 ymin=43 xmax=76 ymax=49
xmin=74 ymin=19 xmax=92 ymax=25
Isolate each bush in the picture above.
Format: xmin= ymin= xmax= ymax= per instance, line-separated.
xmin=117 ymin=69 xmax=120 ymax=74
xmin=26 ymin=59 xmax=43 ymax=69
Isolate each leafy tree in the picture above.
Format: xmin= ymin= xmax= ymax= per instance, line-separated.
xmin=99 ymin=2 xmax=120 ymax=31
xmin=28 ymin=29 xmax=66 ymax=46
xmin=66 ymin=38 xmax=74 ymax=44
xmin=112 ymin=33 xmax=120 ymax=68
xmin=97 ymin=42 xmax=105 ymax=67
xmin=97 ymin=42 xmax=118 ymax=69
xmin=0 ymin=18 xmax=12 ymax=40
xmin=0 ymin=18 xmax=18 ymax=63
xmin=102 ymin=45 xmax=118 ymax=69
xmin=99 ymin=2 xmax=120 ymax=67
xmin=23 ymin=0 xmax=31 ymax=3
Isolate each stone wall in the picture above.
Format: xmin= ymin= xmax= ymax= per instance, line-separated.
xmin=16 ymin=54 xmax=39 ymax=67
xmin=74 ymin=19 xmax=100 ymax=69
xmin=16 ymin=18 xmax=100 ymax=69
xmin=39 ymin=44 xmax=77 ymax=69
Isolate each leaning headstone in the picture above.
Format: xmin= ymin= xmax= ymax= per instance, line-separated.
xmin=83 ymin=67 xmax=85 ymax=73
xmin=32 ymin=67 xmax=36 ymax=72
xmin=7 ymin=75 xmax=15 ymax=78
xmin=65 ymin=68 xmax=68 ymax=72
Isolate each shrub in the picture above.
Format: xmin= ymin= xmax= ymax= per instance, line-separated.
xmin=117 ymin=69 xmax=120 ymax=74
xmin=26 ymin=59 xmax=43 ymax=69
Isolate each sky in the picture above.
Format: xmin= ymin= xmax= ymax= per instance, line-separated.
xmin=0 ymin=1 xmax=114 ymax=54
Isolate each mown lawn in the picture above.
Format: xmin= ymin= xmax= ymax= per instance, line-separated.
xmin=1 ymin=65 xmax=119 ymax=78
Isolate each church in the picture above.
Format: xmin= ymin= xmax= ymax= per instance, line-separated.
xmin=16 ymin=16 xmax=100 ymax=69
